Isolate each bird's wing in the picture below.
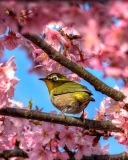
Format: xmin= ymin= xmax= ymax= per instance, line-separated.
xmin=52 ymin=81 xmax=93 ymax=95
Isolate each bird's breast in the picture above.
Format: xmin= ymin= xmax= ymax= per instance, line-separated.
xmin=50 ymin=93 xmax=73 ymax=109
xmin=50 ymin=93 xmax=89 ymax=114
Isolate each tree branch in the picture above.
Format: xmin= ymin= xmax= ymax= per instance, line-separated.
xmin=0 ymin=140 xmax=29 ymax=160
xmin=23 ymin=33 xmax=125 ymax=101
xmin=0 ymin=108 xmax=122 ymax=132
xmin=82 ymin=152 xmax=128 ymax=160
xmin=63 ymin=146 xmax=128 ymax=160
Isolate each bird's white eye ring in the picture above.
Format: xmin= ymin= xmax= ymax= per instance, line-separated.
xmin=52 ymin=76 xmax=58 ymax=81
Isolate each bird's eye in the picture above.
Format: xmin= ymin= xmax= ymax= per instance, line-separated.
xmin=52 ymin=76 xmax=58 ymax=81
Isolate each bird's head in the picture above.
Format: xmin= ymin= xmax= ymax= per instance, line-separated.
xmin=39 ymin=73 xmax=70 ymax=93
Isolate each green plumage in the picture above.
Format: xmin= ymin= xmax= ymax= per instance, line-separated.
xmin=52 ymin=81 xmax=93 ymax=96
xmin=39 ymin=73 xmax=95 ymax=114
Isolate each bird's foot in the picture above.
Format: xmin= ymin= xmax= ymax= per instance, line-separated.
xmin=80 ymin=110 xmax=87 ymax=123
xmin=60 ymin=106 xmax=71 ymax=119
xmin=61 ymin=106 xmax=71 ymax=114
xmin=60 ymin=112 xmax=66 ymax=119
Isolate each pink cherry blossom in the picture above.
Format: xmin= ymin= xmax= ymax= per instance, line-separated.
xmin=29 ymin=142 xmax=53 ymax=160
xmin=104 ymin=67 xmax=128 ymax=78
xmin=1 ymin=1 xmax=128 ymax=158
xmin=1 ymin=56 xmax=16 ymax=79
xmin=2 ymin=29 xmax=22 ymax=50
xmin=89 ymin=57 xmax=102 ymax=69
xmin=0 ymin=42 xmax=4 ymax=60
xmin=32 ymin=122 xmax=56 ymax=146
xmin=0 ymin=22 xmax=6 ymax=34
xmin=109 ymin=1 xmax=128 ymax=19
xmin=111 ymin=116 xmax=125 ymax=128
xmin=0 ymin=56 xmax=19 ymax=108
xmin=59 ymin=127 xmax=76 ymax=150
xmin=53 ymin=151 xmax=69 ymax=160
xmin=118 ymin=134 xmax=127 ymax=145
xmin=0 ymin=134 xmax=10 ymax=152
xmin=43 ymin=27 xmax=67 ymax=51
xmin=100 ymin=143 xmax=109 ymax=155
xmin=9 ymin=99 xmax=24 ymax=109
xmin=75 ymin=144 xmax=91 ymax=160
xmin=67 ymin=72 xmax=81 ymax=82
xmin=120 ymin=109 xmax=128 ymax=118
xmin=74 ymin=129 xmax=86 ymax=145
xmin=94 ymin=98 xmax=107 ymax=120
xmin=111 ymin=132 xmax=127 ymax=145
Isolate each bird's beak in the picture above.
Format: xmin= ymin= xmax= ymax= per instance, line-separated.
xmin=38 ymin=78 xmax=46 ymax=81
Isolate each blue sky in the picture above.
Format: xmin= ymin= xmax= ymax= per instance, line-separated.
xmin=3 ymin=46 xmax=125 ymax=154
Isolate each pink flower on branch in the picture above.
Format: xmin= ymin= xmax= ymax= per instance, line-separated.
xmin=0 ymin=56 xmax=19 ymax=108
xmin=29 ymin=142 xmax=53 ymax=160
xmin=53 ymin=151 xmax=69 ymax=160
xmin=75 ymin=144 xmax=91 ymax=160
xmin=108 ymin=1 xmax=128 ymax=19
xmin=2 ymin=29 xmax=22 ymax=50
xmin=104 ymin=66 xmax=128 ymax=78
xmin=43 ymin=27 xmax=67 ymax=51
xmin=100 ymin=143 xmax=109 ymax=155
xmin=94 ymin=98 xmax=107 ymax=120
xmin=0 ymin=22 xmax=6 ymax=35
xmin=32 ymin=122 xmax=56 ymax=146
xmin=59 ymin=127 xmax=76 ymax=150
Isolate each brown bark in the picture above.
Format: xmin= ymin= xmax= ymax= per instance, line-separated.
xmin=0 ymin=140 xmax=28 ymax=160
xmin=0 ymin=108 xmax=122 ymax=132
xmin=81 ymin=152 xmax=128 ymax=160
xmin=23 ymin=33 xmax=125 ymax=102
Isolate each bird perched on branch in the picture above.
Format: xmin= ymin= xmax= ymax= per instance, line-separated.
xmin=39 ymin=73 xmax=95 ymax=115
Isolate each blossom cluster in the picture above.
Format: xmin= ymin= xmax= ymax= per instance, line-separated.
xmin=0 ymin=57 xmax=19 ymax=108
xmin=0 ymin=57 xmax=109 ymax=160
xmin=95 ymin=86 xmax=128 ymax=153
xmin=0 ymin=100 xmax=109 ymax=160
xmin=0 ymin=1 xmax=128 ymax=80
xmin=0 ymin=0 xmax=128 ymax=159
